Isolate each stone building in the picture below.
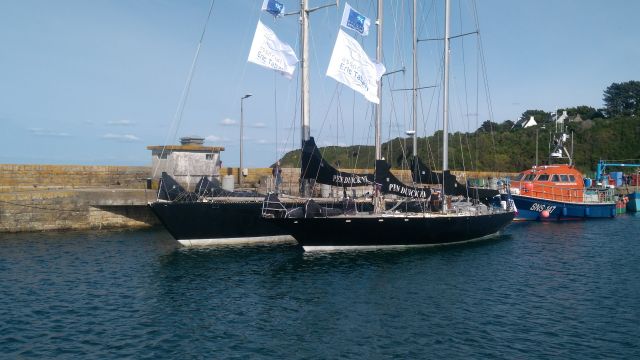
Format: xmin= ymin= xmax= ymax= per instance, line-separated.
xmin=147 ymin=136 xmax=224 ymax=190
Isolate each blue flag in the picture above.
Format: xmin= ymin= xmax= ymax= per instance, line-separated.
xmin=262 ymin=0 xmax=285 ymax=18
xmin=340 ymin=3 xmax=371 ymax=36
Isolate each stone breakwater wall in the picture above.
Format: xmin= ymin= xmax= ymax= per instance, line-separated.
xmin=0 ymin=164 xmax=515 ymax=233
xmin=0 ymin=188 xmax=158 ymax=233
xmin=0 ymin=164 xmax=158 ymax=233
xmin=0 ymin=164 xmax=151 ymax=190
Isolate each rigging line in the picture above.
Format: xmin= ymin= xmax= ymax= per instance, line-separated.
xmin=384 ymin=71 xmax=412 ymax=178
xmin=467 ymin=0 xmax=498 ymax=171
xmin=152 ymin=0 xmax=217 ymax=180
xmin=305 ymin=83 xmax=340 ymax=186
xmin=280 ymin=24 xmax=302 ymax=170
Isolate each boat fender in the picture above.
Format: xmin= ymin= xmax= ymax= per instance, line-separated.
xmin=584 ymin=207 xmax=590 ymax=216
xmin=562 ymin=207 xmax=568 ymax=216
xmin=541 ymin=210 xmax=550 ymax=219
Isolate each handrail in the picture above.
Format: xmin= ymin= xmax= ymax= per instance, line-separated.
xmin=517 ymin=182 xmax=615 ymax=203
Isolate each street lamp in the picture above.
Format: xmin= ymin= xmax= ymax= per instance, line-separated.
xmin=240 ymin=93 xmax=252 ymax=187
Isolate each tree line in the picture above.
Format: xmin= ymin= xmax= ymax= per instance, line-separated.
xmin=280 ymin=81 xmax=640 ymax=175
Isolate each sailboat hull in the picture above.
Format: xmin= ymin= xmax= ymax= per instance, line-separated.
xmin=149 ymin=200 xmax=294 ymax=246
xmin=265 ymin=211 xmax=515 ymax=250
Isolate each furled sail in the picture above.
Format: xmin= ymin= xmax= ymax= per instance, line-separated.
xmin=158 ymin=172 xmax=197 ymax=202
xmin=410 ymin=156 xmax=499 ymax=204
xmin=375 ymin=160 xmax=431 ymax=199
xmin=301 ymin=137 xmax=374 ymax=187
xmin=194 ymin=176 xmax=262 ymax=198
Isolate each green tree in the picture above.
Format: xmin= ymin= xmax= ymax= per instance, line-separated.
xmin=477 ymin=120 xmax=499 ymax=133
xmin=558 ymin=105 xmax=603 ymax=120
xmin=520 ymin=110 xmax=551 ymax=125
xmin=603 ymin=80 xmax=640 ymax=117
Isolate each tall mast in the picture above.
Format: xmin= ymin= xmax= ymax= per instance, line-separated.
xmin=442 ymin=0 xmax=451 ymax=171
xmin=412 ymin=0 xmax=417 ymax=157
xmin=374 ymin=0 xmax=383 ymax=160
xmin=300 ymin=0 xmax=310 ymax=145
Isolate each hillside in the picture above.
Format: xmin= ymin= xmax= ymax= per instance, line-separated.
xmin=279 ymin=115 xmax=640 ymax=175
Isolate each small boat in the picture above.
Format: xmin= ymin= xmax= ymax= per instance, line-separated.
xmin=507 ymin=132 xmax=616 ymax=221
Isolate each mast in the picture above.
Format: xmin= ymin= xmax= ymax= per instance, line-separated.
xmin=299 ymin=0 xmax=310 ymax=196
xmin=374 ymin=0 xmax=383 ymax=160
xmin=442 ymin=0 xmax=451 ymax=172
xmin=300 ymin=0 xmax=310 ymax=144
xmin=412 ymin=0 xmax=417 ymax=157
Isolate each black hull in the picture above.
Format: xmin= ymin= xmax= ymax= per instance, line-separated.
xmin=149 ymin=200 xmax=287 ymax=241
xmin=266 ymin=211 xmax=515 ymax=250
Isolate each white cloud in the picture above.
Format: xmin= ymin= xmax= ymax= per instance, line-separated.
xmin=101 ymin=133 xmax=141 ymax=142
xmin=220 ymin=118 xmax=237 ymax=126
xmin=107 ymin=119 xmax=134 ymax=126
xmin=256 ymin=139 xmax=271 ymax=144
xmin=28 ymin=127 xmax=71 ymax=137
xmin=205 ymin=135 xmax=229 ymax=143
xmin=251 ymin=122 xmax=267 ymax=128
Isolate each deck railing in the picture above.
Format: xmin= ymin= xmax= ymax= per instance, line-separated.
xmin=517 ymin=183 xmax=616 ymax=203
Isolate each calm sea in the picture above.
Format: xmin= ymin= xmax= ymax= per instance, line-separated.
xmin=1 ymin=214 xmax=639 ymax=359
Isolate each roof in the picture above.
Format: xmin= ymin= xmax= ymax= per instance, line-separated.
xmin=146 ymin=145 xmax=225 ymax=152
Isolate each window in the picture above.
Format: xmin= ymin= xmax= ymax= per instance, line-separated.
xmin=157 ymin=152 xmax=168 ymax=159
xmin=206 ymin=154 xmax=214 ymax=160
xmin=560 ymin=175 xmax=569 ymax=182
xmin=551 ymin=175 xmax=560 ymax=182
xmin=538 ymin=174 xmax=550 ymax=181
xmin=569 ymin=175 xmax=576 ymax=182
xmin=525 ymin=174 xmax=536 ymax=181
xmin=512 ymin=173 xmax=524 ymax=181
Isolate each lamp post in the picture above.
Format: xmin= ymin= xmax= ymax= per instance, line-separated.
xmin=239 ymin=94 xmax=252 ymax=187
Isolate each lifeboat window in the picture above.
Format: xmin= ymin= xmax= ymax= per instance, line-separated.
xmin=569 ymin=175 xmax=576 ymax=182
xmin=537 ymin=174 xmax=550 ymax=181
xmin=551 ymin=175 xmax=560 ymax=182
xmin=525 ymin=174 xmax=536 ymax=181
xmin=560 ymin=175 xmax=569 ymax=182
xmin=512 ymin=173 xmax=524 ymax=181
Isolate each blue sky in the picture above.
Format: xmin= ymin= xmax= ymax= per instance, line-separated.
xmin=1 ymin=0 xmax=638 ymax=167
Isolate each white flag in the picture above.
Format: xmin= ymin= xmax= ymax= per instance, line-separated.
xmin=340 ymin=2 xmax=371 ymax=36
xmin=326 ymin=29 xmax=386 ymax=104
xmin=247 ymin=21 xmax=298 ymax=78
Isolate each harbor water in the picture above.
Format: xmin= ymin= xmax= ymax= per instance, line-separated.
xmin=1 ymin=215 xmax=639 ymax=359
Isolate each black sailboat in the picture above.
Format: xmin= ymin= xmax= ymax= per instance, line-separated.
xmin=148 ymin=2 xmax=319 ymax=246
xmin=149 ymin=0 xmax=350 ymax=246
xmin=262 ymin=0 xmax=515 ymax=251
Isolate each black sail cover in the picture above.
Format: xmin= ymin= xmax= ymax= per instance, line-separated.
xmin=301 ymin=137 xmax=374 ymax=187
xmin=410 ymin=156 xmax=498 ymax=203
xmin=375 ymin=160 xmax=431 ymax=199
xmin=158 ymin=172 xmax=197 ymax=202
